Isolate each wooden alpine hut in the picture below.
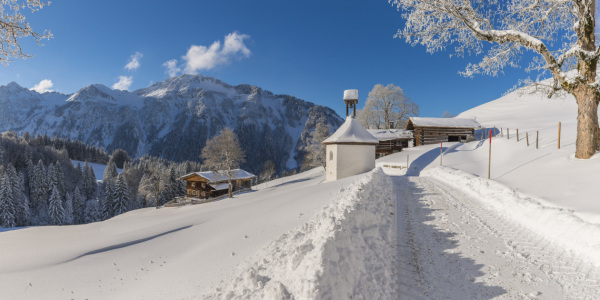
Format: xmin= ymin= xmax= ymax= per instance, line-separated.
xmin=366 ymin=129 xmax=413 ymax=158
xmin=179 ymin=169 xmax=255 ymax=199
xmin=407 ymin=117 xmax=482 ymax=146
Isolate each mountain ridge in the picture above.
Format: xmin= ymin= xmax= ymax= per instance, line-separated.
xmin=0 ymin=75 xmax=343 ymax=174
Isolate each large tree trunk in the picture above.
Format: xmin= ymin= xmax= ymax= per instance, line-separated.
xmin=573 ymin=85 xmax=600 ymax=159
xmin=572 ymin=0 xmax=599 ymax=159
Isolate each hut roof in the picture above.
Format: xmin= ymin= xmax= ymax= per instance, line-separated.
xmin=407 ymin=117 xmax=482 ymax=129
xmin=179 ymin=169 xmax=256 ymax=182
xmin=322 ymin=116 xmax=379 ymax=145
xmin=366 ymin=129 xmax=413 ymax=141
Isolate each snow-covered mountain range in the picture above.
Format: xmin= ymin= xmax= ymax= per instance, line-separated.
xmin=0 ymin=75 xmax=343 ymax=173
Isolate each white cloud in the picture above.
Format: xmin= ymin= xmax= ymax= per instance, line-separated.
xmin=183 ymin=32 xmax=251 ymax=73
xmin=125 ymin=52 xmax=143 ymax=71
xmin=163 ymin=59 xmax=181 ymax=77
xmin=30 ymin=79 xmax=54 ymax=93
xmin=112 ymin=76 xmax=133 ymax=91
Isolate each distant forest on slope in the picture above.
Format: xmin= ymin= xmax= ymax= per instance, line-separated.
xmin=0 ymin=131 xmax=202 ymax=228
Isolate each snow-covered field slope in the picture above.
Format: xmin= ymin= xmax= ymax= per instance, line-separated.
xmin=0 ymin=168 xmax=366 ymax=299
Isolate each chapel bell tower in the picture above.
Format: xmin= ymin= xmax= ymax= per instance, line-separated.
xmin=343 ymin=89 xmax=358 ymax=117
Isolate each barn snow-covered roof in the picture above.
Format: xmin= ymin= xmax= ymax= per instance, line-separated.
xmin=322 ymin=116 xmax=379 ymax=145
xmin=366 ymin=129 xmax=413 ymax=141
xmin=179 ymin=169 xmax=255 ymax=182
xmin=408 ymin=117 xmax=482 ymax=129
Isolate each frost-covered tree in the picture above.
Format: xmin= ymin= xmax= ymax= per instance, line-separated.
xmin=301 ymin=122 xmax=331 ymax=170
xmin=29 ymin=159 xmax=47 ymax=220
xmin=357 ymin=84 xmax=418 ymax=129
xmin=5 ymin=165 xmax=29 ymax=226
xmin=82 ymin=162 xmax=97 ymax=200
xmin=201 ymin=128 xmax=246 ymax=198
xmin=84 ymin=199 xmax=101 ymax=223
xmin=442 ymin=111 xmax=456 ymax=118
xmin=72 ymin=186 xmax=84 ymax=224
xmin=390 ymin=0 xmax=599 ymax=158
xmin=103 ymin=159 xmax=118 ymax=184
xmin=112 ymin=174 xmax=130 ymax=215
xmin=0 ymin=174 xmax=16 ymax=227
xmin=0 ymin=0 xmax=52 ymax=64
xmin=259 ymin=160 xmax=276 ymax=183
xmin=111 ymin=149 xmax=130 ymax=169
xmin=63 ymin=191 xmax=73 ymax=225
xmin=102 ymin=180 xmax=115 ymax=220
xmin=48 ymin=185 xmax=64 ymax=225
xmin=47 ymin=162 xmax=65 ymax=198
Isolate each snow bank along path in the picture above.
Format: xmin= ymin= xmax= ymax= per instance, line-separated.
xmin=202 ymin=168 xmax=397 ymax=299
xmin=424 ymin=167 xmax=600 ymax=269
xmin=393 ymin=172 xmax=600 ymax=299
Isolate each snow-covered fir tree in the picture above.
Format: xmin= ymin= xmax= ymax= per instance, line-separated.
xmin=72 ymin=186 xmax=84 ymax=224
xmin=4 ymin=165 xmax=30 ymax=226
xmin=48 ymin=185 xmax=65 ymax=225
xmin=64 ymin=191 xmax=74 ymax=225
xmin=102 ymin=180 xmax=115 ymax=220
xmin=0 ymin=174 xmax=16 ymax=228
xmin=113 ymin=174 xmax=130 ymax=216
xmin=103 ymin=159 xmax=118 ymax=184
xmin=29 ymin=160 xmax=48 ymax=222
xmin=84 ymin=199 xmax=102 ymax=223
xmin=83 ymin=162 xmax=97 ymax=200
xmin=47 ymin=162 xmax=66 ymax=198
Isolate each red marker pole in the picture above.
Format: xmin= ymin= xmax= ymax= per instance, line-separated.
xmin=440 ymin=141 xmax=443 ymax=166
xmin=488 ymin=129 xmax=492 ymax=179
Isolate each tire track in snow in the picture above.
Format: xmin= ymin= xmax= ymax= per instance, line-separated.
xmin=393 ymin=175 xmax=600 ymax=299
xmin=424 ymin=177 xmax=600 ymax=299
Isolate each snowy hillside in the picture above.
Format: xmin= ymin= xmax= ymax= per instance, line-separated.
xmin=0 ymin=75 xmax=343 ymax=174
xmin=0 ymin=168 xmax=396 ymax=299
xmin=2 ymin=84 xmax=600 ymax=299
xmin=375 ymin=88 xmax=600 ymax=225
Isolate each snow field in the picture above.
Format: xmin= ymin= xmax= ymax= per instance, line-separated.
xmin=423 ymin=167 xmax=600 ymax=268
xmin=203 ymin=168 xmax=397 ymax=299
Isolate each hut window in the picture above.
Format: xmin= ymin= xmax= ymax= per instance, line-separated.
xmin=329 ymin=151 xmax=333 ymax=161
xmin=191 ymin=182 xmax=196 ymax=188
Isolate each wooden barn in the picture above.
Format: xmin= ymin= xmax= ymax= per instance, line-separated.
xmin=366 ymin=129 xmax=413 ymax=158
xmin=179 ymin=169 xmax=255 ymax=199
xmin=407 ymin=117 xmax=482 ymax=146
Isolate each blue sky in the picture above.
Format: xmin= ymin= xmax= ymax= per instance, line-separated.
xmin=0 ymin=0 xmax=536 ymax=118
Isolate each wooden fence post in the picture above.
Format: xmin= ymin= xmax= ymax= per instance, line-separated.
xmin=501 ymin=127 xmax=503 ymax=137
xmin=526 ymin=132 xmax=529 ymax=146
xmin=558 ymin=122 xmax=561 ymax=149
xmin=488 ymin=129 xmax=492 ymax=179
xmin=536 ymin=131 xmax=539 ymax=149
xmin=517 ymin=129 xmax=519 ymax=141
xmin=507 ymin=128 xmax=510 ymax=139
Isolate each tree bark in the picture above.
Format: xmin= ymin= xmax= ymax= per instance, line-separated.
xmin=573 ymin=0 xmax=599 ymax=158
xmin=574 ymin=86 xmax=600 ymax=158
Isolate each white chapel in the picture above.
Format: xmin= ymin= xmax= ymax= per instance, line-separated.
xmin=322 ymin=90 xmax=378 ymax=182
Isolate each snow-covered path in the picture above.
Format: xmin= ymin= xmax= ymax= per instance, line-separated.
xmin=393 ymin=175 xmax=600 ymax=299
